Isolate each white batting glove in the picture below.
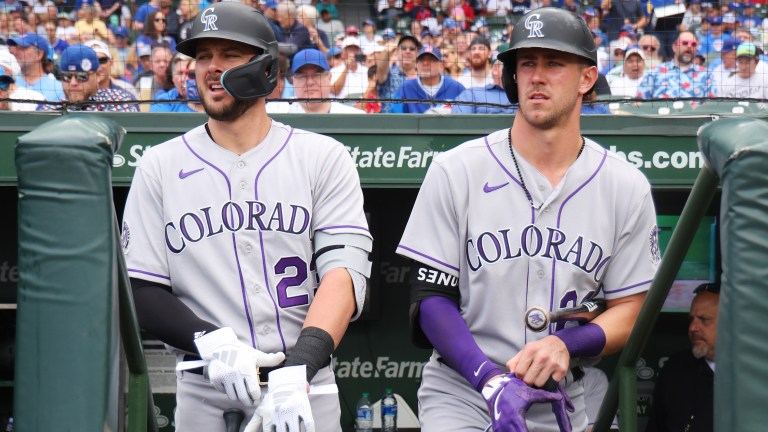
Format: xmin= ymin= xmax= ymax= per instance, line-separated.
xmin=260 ymin=365 xmax=315 ymax=432
xmin=194 ymin=327 xmax=286 ymax=405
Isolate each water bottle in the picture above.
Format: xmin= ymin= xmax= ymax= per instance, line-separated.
xmin=381 ymin=388 xmax=398 ymax=432
xmin=5 ymin=417 xmax=12 ymax=432
xmin=355 ymin=392 xmax=373 ymax=432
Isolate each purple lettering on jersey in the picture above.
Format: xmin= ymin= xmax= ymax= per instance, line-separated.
xmin=163 ymin=201 xmax=311 ymax=253
xmin=477 ymin=232 xmax=502 ymax=264
xmin=542 ymin=228 xmax=567 ymax=260
xmin=275 ymin=256 xmax=310 ymax=308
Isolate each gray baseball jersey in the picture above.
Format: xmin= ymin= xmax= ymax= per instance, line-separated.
xmin=397 ymin=129 xmax=659 ymax=431
xmin=122 ymin=120 xmax=370 ymax=430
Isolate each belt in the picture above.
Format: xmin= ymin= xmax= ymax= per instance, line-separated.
xmin=182 ymin=354 xmax=283 ymax=386
xmin=181 ymin=355 xmax=333 ymax=386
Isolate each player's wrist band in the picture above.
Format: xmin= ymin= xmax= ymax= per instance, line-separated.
xmin=285 ymin=326 xmax=335 ymax=382
xmin=553 ymin=323 xmax=606 ymax=358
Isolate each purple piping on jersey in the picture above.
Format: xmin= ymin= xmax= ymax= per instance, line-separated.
xmin=182 ymin=133 xmax=260 ymax=349
xmin=253 ymin=127 xmax=295 ymax=354
xmin=397 ymin=245 xmax=460 ymax=272
xmin=604 ymin=279 xmax=652 ymax=294
xmin=484 ymin=136 xmax=536 ymax=224
xmin=548 ymin=146 xmax=608 ymax=317
xmin=127 ymin=268 xmax=171 ymax=280
xmin=316 ymin=225 xmax=370 ymax=232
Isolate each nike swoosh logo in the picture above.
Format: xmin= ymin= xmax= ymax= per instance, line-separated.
xmin=474 ymin=361 xmax=487 ymax=377
xmin=483 ymin=182 xmax=509 ymax=193
xmin=494 ymin=387 xmax=504 ymax=420
xmin=179 ymin=168 xmax=204 ymax=179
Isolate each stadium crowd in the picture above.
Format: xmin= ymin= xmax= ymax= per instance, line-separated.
xmin=1 ymin=0 xmax=768 ymax=112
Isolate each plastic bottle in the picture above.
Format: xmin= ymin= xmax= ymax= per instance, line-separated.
xmin=355 ymin=392 xmax=373 ymax=432
xmin=381 ymin=388 xmax=398 ymax=432
xmin=5 ymin=417 xmax=12 ymax=432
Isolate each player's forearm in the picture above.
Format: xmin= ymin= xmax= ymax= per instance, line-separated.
xmin=592 ymin=292 xmax=646 ymax=355
xmin=419 ymin=296 xmax=504 ymax=391
xmin=302 ymin=267 xmax=355 ymax=347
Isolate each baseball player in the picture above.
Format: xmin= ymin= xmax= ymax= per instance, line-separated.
xmin=121 ymin=3 xmax=372 ymax=431
xmin=397 ymin=8 xmax=659 ymax=432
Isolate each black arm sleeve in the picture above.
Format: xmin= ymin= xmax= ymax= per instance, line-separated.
xmin=408 ymin=260 xmax=460 ymax=349
xmin=131 ymin=277 xmax=219 ymax=354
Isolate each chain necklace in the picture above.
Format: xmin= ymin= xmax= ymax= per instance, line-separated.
xmin=507 ymin=128 xmax=585 ymax=210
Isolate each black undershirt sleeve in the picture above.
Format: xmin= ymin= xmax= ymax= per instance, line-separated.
xmin=131 ymin=277 xmax=219 ymax=354
xmin=408 ymin=260 xmax=461 ymax=349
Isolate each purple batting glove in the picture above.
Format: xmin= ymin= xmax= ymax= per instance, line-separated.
xmin=550 ymin=384 xmax=574 ymax=432
xmin=481 ymin=374 xmax=571 ymax=432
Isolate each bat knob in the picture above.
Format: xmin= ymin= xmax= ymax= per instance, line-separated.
xmin=524 ymin=306 xmax=549 ymax=332
xmin=224 ymin=408 xmax=245 ymax=432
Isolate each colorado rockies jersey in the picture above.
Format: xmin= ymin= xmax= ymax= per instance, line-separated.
xmin=397 ymin=129 xmax=659 ymax=366
xmin=123 ymin=120 xmax=370 ymax=356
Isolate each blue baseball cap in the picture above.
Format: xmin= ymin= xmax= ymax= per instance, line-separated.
xmin=417 ymin=45 xmax=443 ymax=61
xmin=60 ymin=45 xmax=100 ymax=72
xmin=382 ymin=28 xmax=396 ymax=40
xmin=706 ymin=16 xmax=722 ymax=24
xmin=326 ymin=46 xmax=341 ymax=58
xmin=260 ymin=0 xmax=278 ymax=8
xmin=292 ymin=48 xmax=329 ymax=73
xmin=362 ymin=18 xmax=376 ymax=27
xmin=721 ymin=36 xmax=739 ymax=53
xmin=8 ymin=33 xmax=51 ymax=60
xmin=443 ymin=18 xmax=460 ymax=29
xmin=110 ymin=24 xmax=128 ymax=39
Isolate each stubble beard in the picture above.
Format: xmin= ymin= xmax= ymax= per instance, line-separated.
xmin=201 ymin=95 xmax=259 ymax=121
xmin=520 ymin=91 xmax=580 ymax=130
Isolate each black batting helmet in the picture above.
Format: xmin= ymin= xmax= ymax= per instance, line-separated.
xmin=176 ymin=2 xmax=279 ymax=100
xmin=497 ymin=8 xmax=597 ymax=104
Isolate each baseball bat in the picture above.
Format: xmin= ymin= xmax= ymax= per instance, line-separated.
xmin=524 ymin=298 xmax=607 ymax=332
xmin=224 ymin=408 xmax=245 ymax=432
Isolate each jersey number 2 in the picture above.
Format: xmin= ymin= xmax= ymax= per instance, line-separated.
xmin=275 ymin=256 xmax=310 ymax=308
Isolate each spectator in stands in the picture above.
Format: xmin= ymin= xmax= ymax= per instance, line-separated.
xmin=133 ymin=0 xmax=160 ymax=32
xmin=331 ymin=35 xmax=369 ymax=98
xmin=509 ymin=0 xmax=531 ymax=16
xmin=603 ymin=36 xmax=630 ymax=76
xmin=483 ymin=0 xmax=512 ymax=16
xmin=284 ymin=48 xmax=364 ymax=113
xmin=709 ymin=36 xmax=738 ymax=91
xmin=135 ymin=45 xmax=173 ymax=105
xmin=600 ymin=0 xmax=646 ymax=42
xmin=74 ymin=4 xmax=110 ymax=42
xmin=638 ymin=34 xmax=662 ymax=69
xmin=458 ymin=36 xmax=492 ymax=89
xmin=390 ymin=45 xmax=465 ymax=113
xmin=698 ymin=16 xmax=728 ymax=56
xmin=8 ymin=33 xmax=64 ymax=101
xmin=608 ymin=45 xmax=646 ymax=98
xmin=316 ymin=8 xmax=344 ymax=43
xmin=315 ymin=0 xmax=339 ymax=20
xmin=160 ymin=0 xmax=180 ymax=42
xmin=637 ymin=31 xmax=717 ymax=99
xmin=562 ymin=0 xmax=583 ymax=15
xmin=99 ymin=0 xmax=123 ymax=30
xmin=84 ymin=38 xmax=137 ymax=97
xmin=176 ymin=0 xmax=200 ymax=42
xmin=44 ymin=20 xmax=69 ymax=58
xmin=738 ymin=2 xmax=760 ymax=29
xmin=442 ymin=44 xmax=462 ymax=80
xmin=276 ymin=1 xmax=314 ymax=56
xmin=39 ymin=45 xmax=137 ymax=111
xmin=375 ymin=33 xmax=420 ymax=113
xmin=360 ymin=18 xmax=382 ymax=50
xmin=296 ymin=5 xmax=330 ymax=55
xmin=0 ymin=65 xmax=44 ymax=110
xmin=0 ymin=0 xmax=21 ymax=15
xmin=150 ymin=53 xmax=204 ymax=112
xmin=451 ymin=57 xmax=515 ymax=114
xmin=681 ymin=0 xmax=704 ymax=34
xmin=378 ymin=0 xmax=404 ymax=30
xmin=56 ymin=12 xmax=78 ymax=44
xmin=327 ymin=45 xmax=343 ymax=68
xmin=408 ymin=0 xmax=435 ymax=22
xmin=136 ymin=10 xmax=176 ymax=56
xmin=645 ymin=282 xmax=718 ymax=432
xmin=721 ymin=42 xmax=768 ymax=101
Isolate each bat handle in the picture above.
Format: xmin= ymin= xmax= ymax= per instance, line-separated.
xmin=539 ymin=377 xmax=559 ymax=392
xmin=224 ymin=408 xmax=245 ymax=432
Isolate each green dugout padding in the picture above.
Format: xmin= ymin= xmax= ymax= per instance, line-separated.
xmin=14 ymin=115 xmax=124 ymax=431
xmin=698 ymin=118 xmax=768 ymax=432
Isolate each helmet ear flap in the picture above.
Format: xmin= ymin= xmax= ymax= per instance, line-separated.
xmin=220 ymin=53 xmax=279 ymax=100
xmin=501 ymin=61 xmax=518 ymax=104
